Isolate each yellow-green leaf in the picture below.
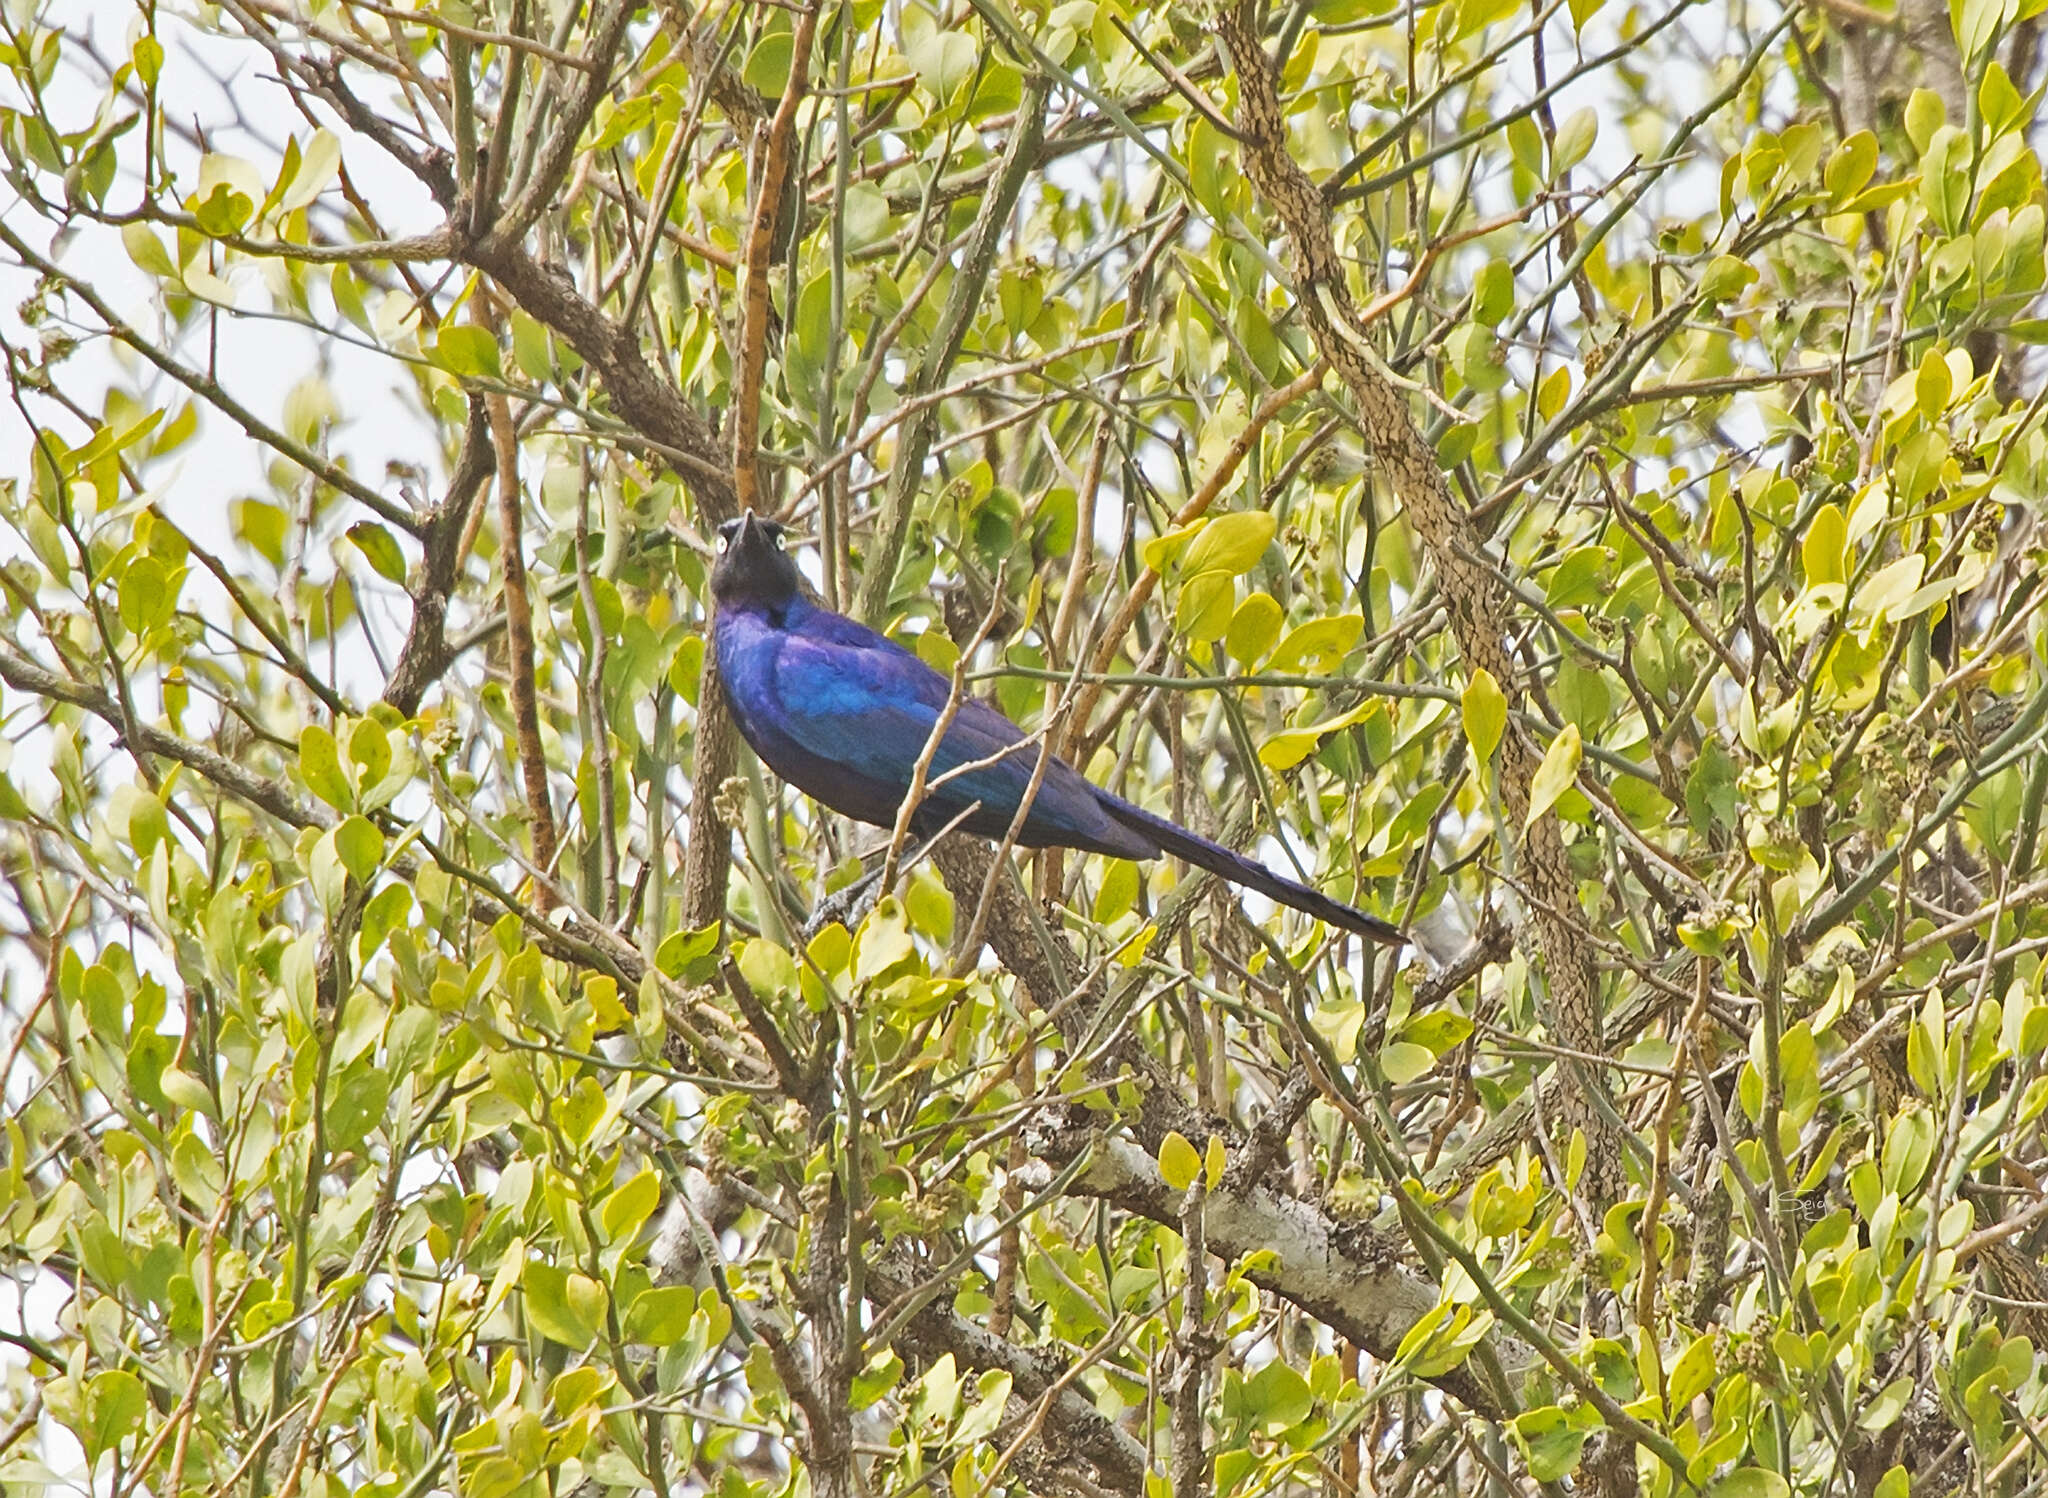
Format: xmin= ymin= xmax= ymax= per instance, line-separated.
xmin=299 ymin=723 xmax=353 ymax=810
xmin=1141 ymin=522 xmax=1204 ymax=573
xmin=1259 ymin=700 xmax=1377 ymax=772
xmin=1914 ymin=348 xmax=1953 ymax=418
xmin=347 ymin=522 xmax=408 ymax=585
xmin=1270 ymin=613 xmax=1363 ymax=672
xmin=1802 ymin=502 xmax=1847 ymax=585
xmin=627 ymin=1286 xmax=698 ymax=1345
xmin=1093 ymin=859 xmax=1140 ymax=924
xmin=1158 ymin=1130 xmax=1201 ymax=1191
xmin=1854 ymin=554 xmax=1926 ymax=624
xmin=1524 ymin=724 xmax=1582 ymax=829
xmin=1180 ymin=510 xmax=1275 ymax=577
xmin=1462 ymin=668 xmax=1508 ymax=763
xmin=1380 ymin=1041 xmax=1436 ymax=1083
xmin=1227 ymin=591 xmax=1283 ymax=664
xmin=332 ymin=814 xmax=383 ymax=883
xmin=1177 ymin=571 xmax=1237 ymax=642
xmin=431 ymin=324 xmax=501 ymax=379
xmin=1825 ymin=131 xmax=1878 ymax=203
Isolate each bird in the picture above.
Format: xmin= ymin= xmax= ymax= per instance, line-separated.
xmin=708 ymin=509 xmax=1404 ymax=947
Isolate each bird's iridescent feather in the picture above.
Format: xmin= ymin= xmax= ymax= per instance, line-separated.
xmin=708 ymin=511 xmax=1403 ymax=946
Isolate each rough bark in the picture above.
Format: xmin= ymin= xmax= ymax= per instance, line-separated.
xmin=1212 ymin=2 xmax=1623 ymax=1204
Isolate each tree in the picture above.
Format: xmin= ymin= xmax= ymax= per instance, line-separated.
xmin=3 ymin=0 xmax=2047 ymax=1493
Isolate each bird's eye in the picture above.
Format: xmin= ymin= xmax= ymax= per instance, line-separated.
xmin=716 ymin=535 xmax=730 ymax=554
xmin=771 ymin=530 xmax=785 ymax=551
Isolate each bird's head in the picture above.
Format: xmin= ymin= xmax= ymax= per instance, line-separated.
xmin=710 ymin=509 xmax=801 ymax=608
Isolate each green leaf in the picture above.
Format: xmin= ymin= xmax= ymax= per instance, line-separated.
xmin=118 ymin=555 xmax=173 ymax=634
xmin=1157 ymin=1130 xmax=1201 ymax=1191
xmin=347 ymin=522 xmax=408 ymax=585
xmin=431 ymin=324 xmax=501 ymax=379
xmin=122 ymin=221 xmax=177 ymax=278
xmin=510 ymin=308 xmax=553 ymax=381
xmin=1860 ymin=1375 xmax=1915 ymax=1431
xmin=1473 ymin=258 xmax=1516 ymax=325
xmin=1226 ymin=591 xmax=1283 ymax=663
xmin=331 ymin=263 xmax=371 ymax=333
xmin=853 ymin=898 xmax=917 ymax=984
xmin=1952 ymin=0 xmax=2013 ymax=62
xmin=1461 ymin=668 xmax=1508 ymax=764
xmin=1914 ymin=348 xmax=1953 ymax=417
xmin=1697 ymin=254 xmax=1759 ymax=304
xmin=908 ymin=28 xmax=977 ymax=100
xmin=738 ymin=934 xmax=799 ymax=995
xmin=1259 ymin=700 xmax=1376 ymax=771
xmin=1882 ymin=1102 xmax=1936 ymax=1195
xmin=300 ymin=724 xmax=354 ymax=811
xmin=349 ymin=717 xmax=391 ymax=790
xmin=743 ymin=28 xmax=796 ymax=92
xmin=1551 ymin=107 xmax=1597 ymax=174
xmin=1141 ymin=522 xmax=1205 ymax=574
xmin=1177 ymin=571 xmax=1237 ymax=643
xmin=1854 ymin=554 xmax=1927 ymax=624
xmin=1270 ymin=613 xmax=1363 ymax=672
xmin=622 ymin=1285 xmax=696 ymax=1344
xmin=913 ymin=628 xmax=960 ymax=675
xmin=78 ymin=1368 xmax=146 ymax=1462
xmin=1204 ymin=1134 xmax=1227 ymax=1190
xmin=1979 ymin=61 xmax=2027 ymax=136
xmin=1180 ymin=511 xmax=1276 ymax=577
xmin=324 ymin=1064 xmax=389 ymax=1150
xmin=189 ymin=153 xmax=261 ymax=235
xmin=602 ymin=1168 xmax=661 ymax=1244
xmin=1243 ymin=1359 xmax=1312 ymax=1433
xmin=277 ymin=129 xmax=341 ymax=214
xmin=1802 ymin=502 xmax=1847 ymax=585
xmin=657 ymin=921 xmax=720 ymax=982
xmin=1401 ymin=1010 xmax=1474 ymax=1056
xmin=1524 ymin=724 xmax=1582 ymax=829
xmin=1093 ymin=859 xmax=1140 ymax=924
xmin=1710 ymin=1470 xmax=1791 ymax=1498
xmin=1380 ymin=1040 xmax=1436 ymax=1083
xmin=522 ymin=1260 xmax=601 ymax=1348
xmin=1826 ymin=131 xmax=1879 ymax=203
xmin=1669 ymin=1333 xmax=1718 ymax=1409
xmin=955 ymin=1371 xmax=1015 ymax=1446
xmin=332 ymin=815 xmax=383 ymax=883
xmin=1510 ymin=1405 xmax=1590 ymax=1480
xmin=1905 ymin=88 xmax=1948 ymax=152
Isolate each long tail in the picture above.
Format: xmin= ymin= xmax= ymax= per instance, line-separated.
xmin=1098 ymin=794 xmax=1405 ymax=947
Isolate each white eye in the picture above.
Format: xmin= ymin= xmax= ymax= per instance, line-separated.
xmin=717 ymin=534 xmax=730 ymax=554
xmin=771 ymin=530 xmax=785 ymax=551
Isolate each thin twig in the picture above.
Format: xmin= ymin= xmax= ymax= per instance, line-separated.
xmin=733 ymin=5 xmax=821 ymax=511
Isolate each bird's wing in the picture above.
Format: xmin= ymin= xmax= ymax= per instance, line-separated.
xmin=760 ymin=614 xmax=1150 ymax=851
xmin=760 ymin=617 xmax=1021 ymax=787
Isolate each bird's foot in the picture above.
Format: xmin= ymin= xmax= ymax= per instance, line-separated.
xmin=801 ymin=831 xmax=949 ymax=939
xmin=802 ymin=867 xmax=888 ymax=941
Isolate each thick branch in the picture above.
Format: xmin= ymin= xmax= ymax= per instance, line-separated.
xmin=733 ymin=5 xmax=821 ymax=513
xmin=1213 ymin=2 xmax=1623 ymax=1203
xmin=384 ymin=395 xmax=492 ymax=716
xmin=485 ymin=365 xmax=560 ymax=908
xmin=1018 ymin=1132 xmax=1532 ymax=1418
xmin=866 ymin=1249 xmax=1148 ymax=1495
